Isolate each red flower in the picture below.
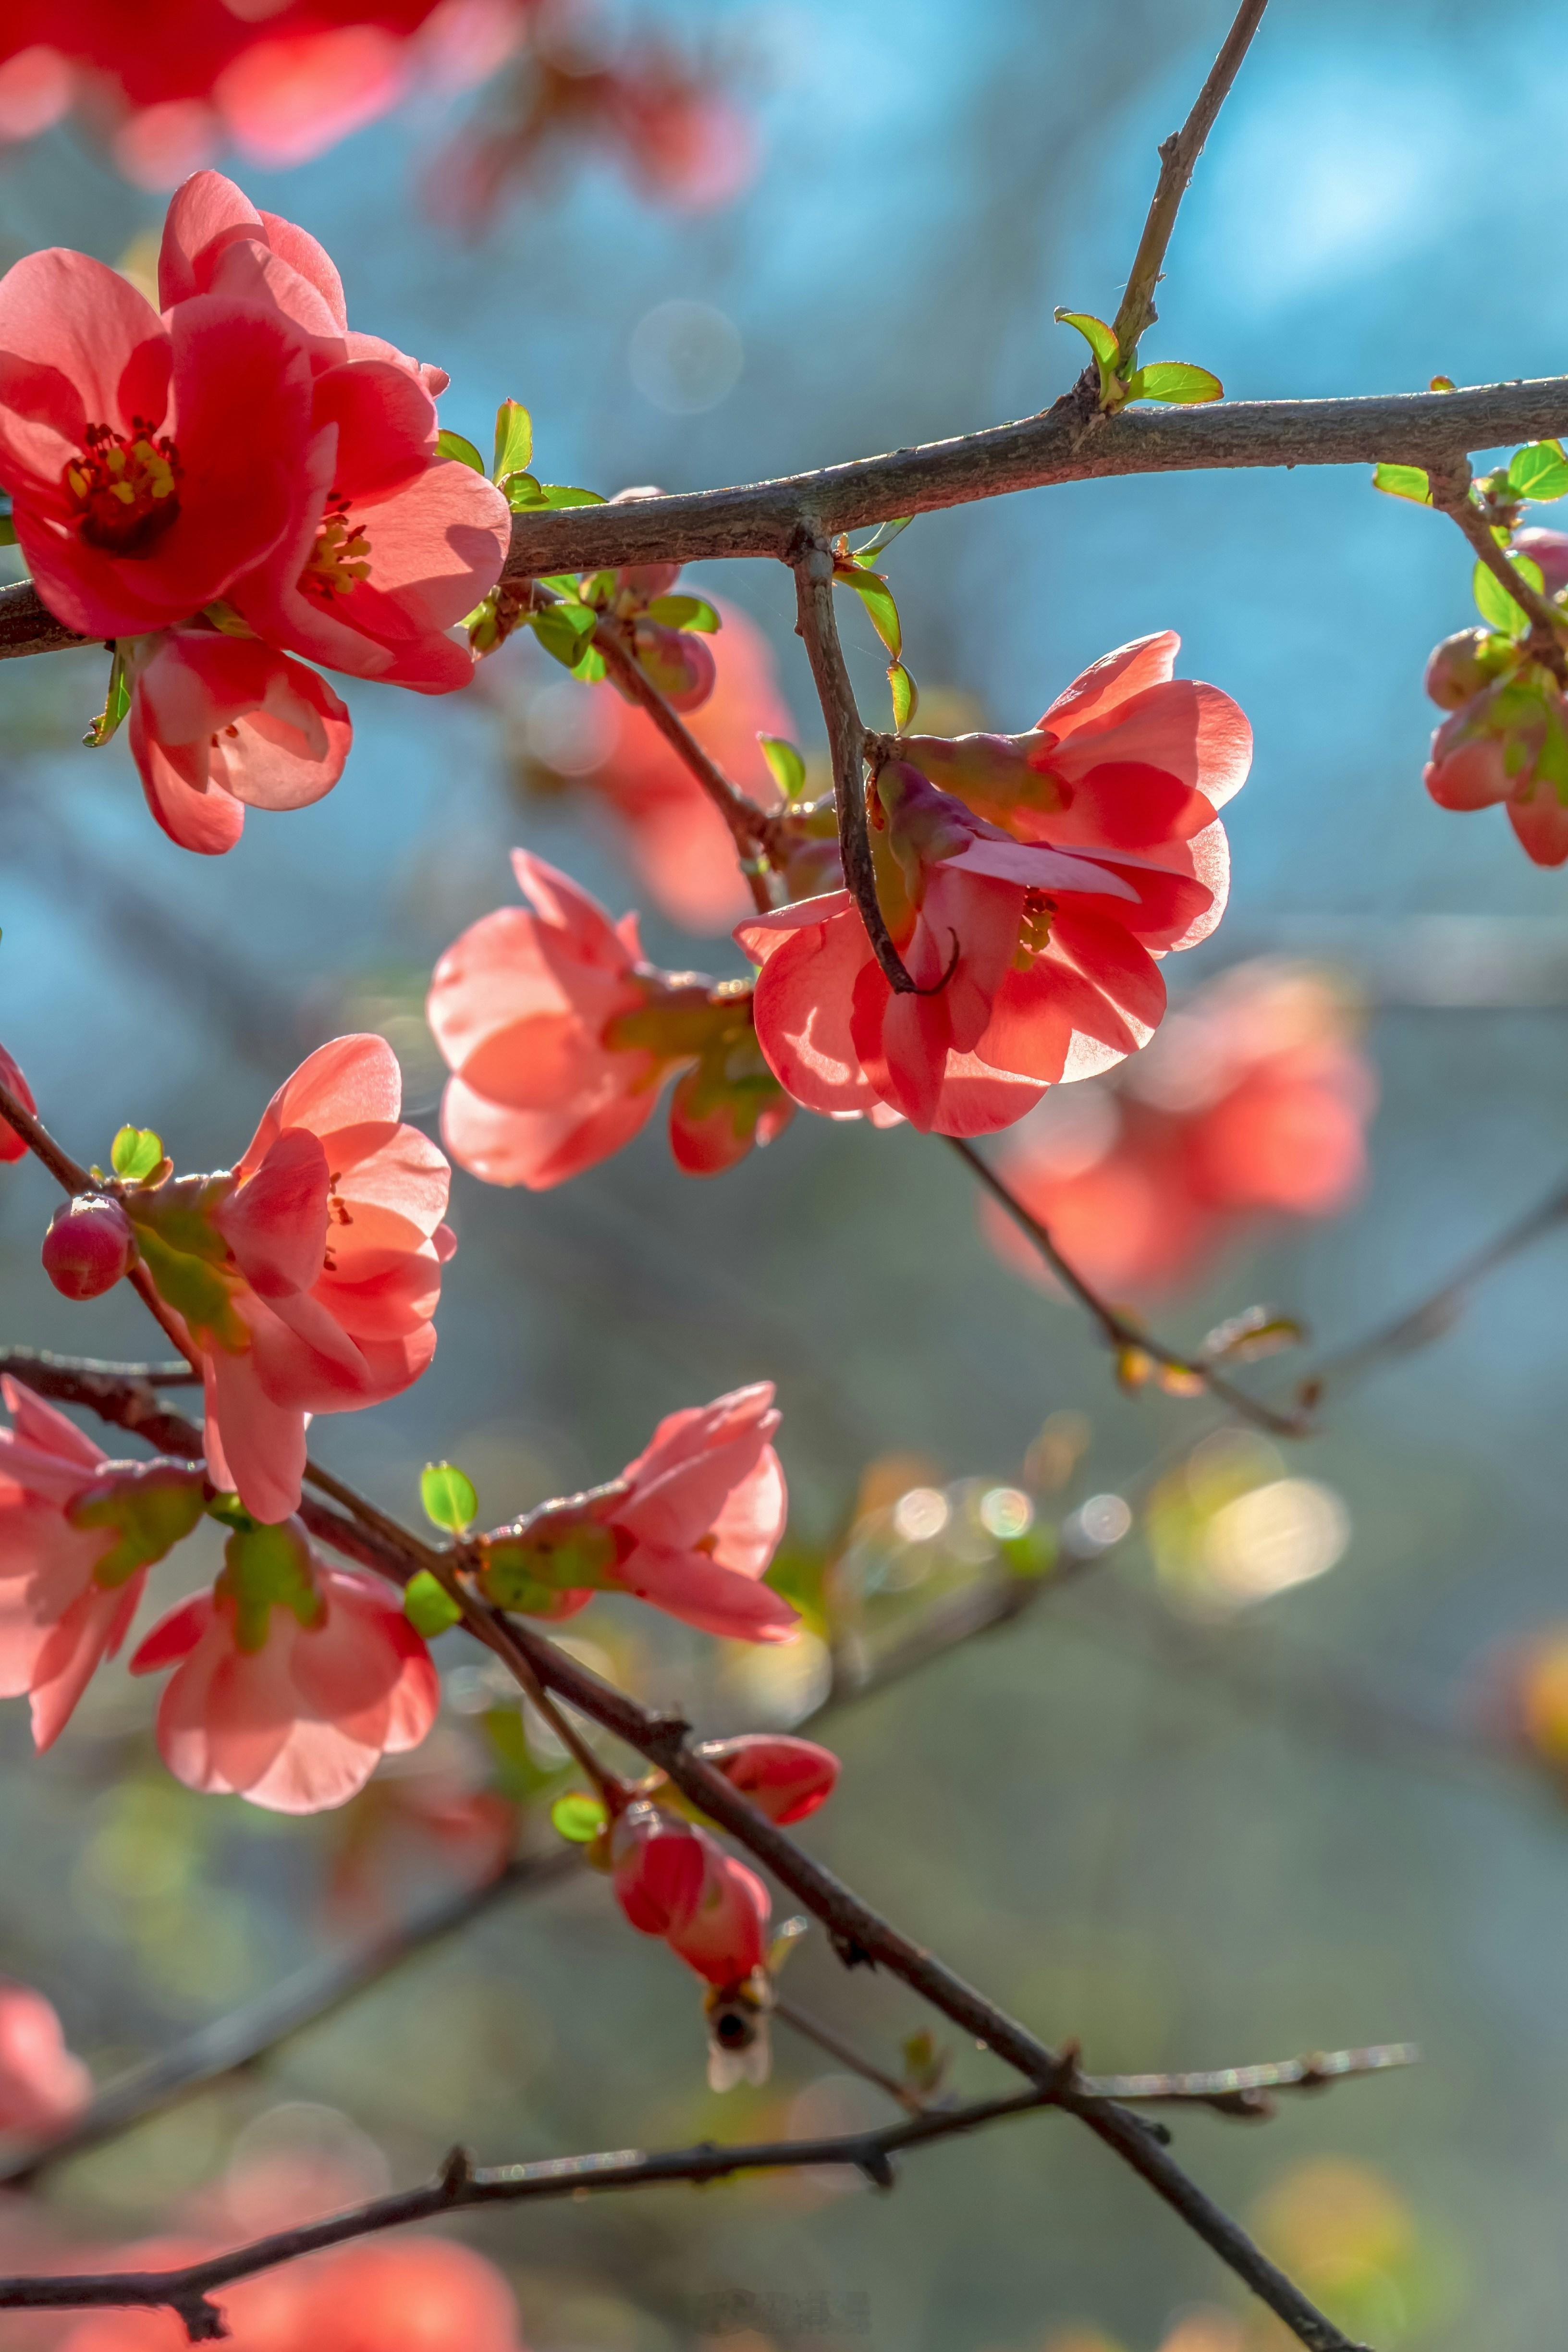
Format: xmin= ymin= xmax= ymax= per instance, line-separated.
xmin=0 ymin=1980 xmax=90 ymax=2136
xmin=125 ymin=1035 xmax=453 ymax=1525
xmin=0 ymin=1378 xmax=206 ymax=1749
xmin=1424 ymin=662 xmax=1568 ymax=869
xmin=428 ymin=849 xmax=792 ymax=1188
xmin=610 ymin=1798 xmax=771 ymax=1984
xmin=0 ymin=241 xmax=315 ymax=639
xmin=127 ymin=626 xmax=351 ymax=856
xmin=694 ymin=1731 xmax=840 ymax=1824
xmin=0 ymin=1042 xmax=35 ymax=1162
xmin=479 ymin=1382 xmax=796 ymax=1642
xmin=130 ymin=1519 xmax=439 ymax=1814
xmin=158 ymin=171 xmax=511 ymax=695
xmin=984 ymin=962 xmax=1374 ymax=1297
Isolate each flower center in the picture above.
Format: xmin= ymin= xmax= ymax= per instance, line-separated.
xmin=1014 ymin=887 xmax=1056 ymax=970
xmin=302 ymin=495 xmax=372 ymax=601
xmin=65 ymin=421 xmax=182 ymax=555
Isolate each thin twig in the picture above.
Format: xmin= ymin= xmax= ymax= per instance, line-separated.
xmin=1429 ymin=462 xmax=1568 ymax=684
xmin=0 ymin=1076 xmax=90 ymax=1193
xmin=1084 ymin=2042 xmax=1418 ymax=2121
xmin=1110 ymin=0 xmax=1271 ymax=360
xmin=949 ymin=1134 xmax=1307 ymax=1437
xmin=791 ymin=539 xmax=918 ymax=992
xmin=772 ymin=1996 xmax=928 ymax=2114
xmin=591 ymin=618 xmax=778 ymax=915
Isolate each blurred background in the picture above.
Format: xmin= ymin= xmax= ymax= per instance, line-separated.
xmin=1 ymin=0 xmax=1567 ymax=2346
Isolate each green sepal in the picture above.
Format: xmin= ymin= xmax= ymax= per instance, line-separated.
xmin=437 ymin=429 xmax=487 ymax=474
xmin=758 ymin=734 xmax=807 ymax=799
xmin=492 ymin=399 xmax=533 ymax=481
xmin=123 ymin=1172 xmax=247 ymax=1353
xmin=420 ymin=1460 xmax=478 ymax=1534
xmin=478 ymin=1509 xmax=621 ymax=1608
xmin=646 ymin=593 xmax=720 ymax=633
xmin=404 ymin=1568 xmax=464 ymax=1638
xmin=69 ymin=1461 xmax=207 ymax=1588
xmin=1508 ymin=440 xmax=1568 ymax=504
xmin=833 ymin=563 xmax=902 ymax=659
xmin=219 ymin=1519 xmax=323 ymax=1654
xmin=204 ymin=1491 xmax=255 ymax=1531
xmin=1122 ymin=360 xmax=1223 ymax=405
xmin=111 ymin=1125 xmax=164 ymax=1182
xmin=550 ymin=1790 xmax=608 ymax=1844
xmin=1372 ymin=463 xmax=1432 ymax=505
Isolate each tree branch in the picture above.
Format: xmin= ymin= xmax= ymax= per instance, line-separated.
xmin=6 ymin=379 xmax=1568 ymax=663
xmin=791 ymin=539 xmax=919 ymax=992
xmin=1110 ymin=0 xmax=1271 ymax=359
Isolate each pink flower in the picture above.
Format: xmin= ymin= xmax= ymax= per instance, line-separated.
xmin=0 ymin=1378 xmax=206 ymax=1749
xmin=0 ymin=1979 xmax=90 ymax=2136
xmin=126 ymin=626 xmax=351 ymax=856
xmin=1424 ymin=663 xmax=1568 ymax=868
xmin=0 ymin=236 xmax=315 ymax=638
xmin=610 ymin=1799 xmax=771 ymax=1985
xmin=130 ymin=1518 xmax=439 ymax=1814
xmin=739 ymin=635 xmax=1247 ymax=1137
xmin=429 ymin=849 xmax=791 ymax=1188
xmin=125 ymin=1035 xmax=453 ymax=1525
xmin=479 ymin=1382 xmax=796 ymax=1642
xmin=0 ymin=1041 xmax=35 ymax=1162
xmin=157 ymin=172 xmax=511 ymax=695
xmin=693 ymin=1732 xmax=840 ymax=1824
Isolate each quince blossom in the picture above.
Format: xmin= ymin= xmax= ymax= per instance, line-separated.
xmin=130 ymin=1515 xmax=439 ymax=1814
xmin=428 ymin=849 xmax=792 ymax=1188
xmin=610 ymin=1799 xmax=771 ymax=1985
xmin=0 ymin=1378 xmax=206 ymax=1750
xmin=123 ymin=1035 xmax=453 ymax=1525
xmin=0 ymin=1979 xmax=90 ymax=2136
xmin=478 ymin=1382 xmax=796 ymax=1642
xmin=0 ymin=1042 xmax=35 ymax=1162
xmin=741 ymin=635 xmax=1249 ymax=1137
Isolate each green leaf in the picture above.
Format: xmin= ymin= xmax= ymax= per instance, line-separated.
xmin=570 ymin=643 xmax=606 ymax=684
xmin=110 ymin=1126 xmax=163 ymax=1181
xmin=437 ymin=429 xmax=486 ymax=474
xmin=646 ymin=593 xmax=720 ymax=633
xmin=758 ymin=734 xmax=806 ymax=799
xmin=492 ymin=398 xmax=533 ymax=481
xmin=83 ymin=646 xmax=131 ymax=749
xmin=528 ymin=603 xmax=598 ymax=671
xmin=1508 ymin=440 xmax=1568 ymax=504
xmin=550 ymin=1790 xmax=608 ymax=1844
xmin=421 ymin=1460 xmax=478 ymax=1534
xmin=506 ymin=480 xmax=606 ymax=512
xmin=1123 ymin=360 xmax=1223 ymax=405
xmin=850 ymin=515 xmax=914 ymax=564
xmin=1473 ymin=552 xmax=1544 ymax=640
xmin=404 ymin=1568 xmax=463 ymax=1638
xmin=1053 ymin=308 xmax=1120 ymax=370
xmin=888 ymin=660 xmax=918 ymax=731
xmin=1001 ymin=1522 xmax=1059 ymax=1580
xmin=833 ymin=564 xmax=902 ymax=659
xmin=1372 ymin=463 xmax=1432 ymax=505
xmin=502 ymin=472 xmax=543 ymax=512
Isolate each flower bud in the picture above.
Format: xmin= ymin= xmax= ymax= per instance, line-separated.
xmin=1422 ymin=628 xmax=1494 ymax=710
xmin=1513 ymin=527 xmax=1568 ymax=597
xmin=617 ymin=562 xmax=682 ymax=603
xmin=631 ymin=618 xmax=716 ymax=711
xmin=695 ymin=1731 xmax=840 ymax=1824
xmin=41 ymin=1195 xmax=135 ymax=1300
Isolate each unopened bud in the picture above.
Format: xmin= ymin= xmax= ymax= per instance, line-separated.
xmin=1512 ymin=527 xmax=1568 ymax=597
xmin=631 ymin=619 xmax=716 ymax=711
xmin=41 ymin=1195 xmax=135 ymax=1300
xmin=618 ymin=562 xmax=681 ymax=602
xmin=1423 ymin=627 xmax=1493 ymax=710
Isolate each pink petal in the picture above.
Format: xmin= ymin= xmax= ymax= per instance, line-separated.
xmin=217 ymin=1127 xmax=331 ymax=1300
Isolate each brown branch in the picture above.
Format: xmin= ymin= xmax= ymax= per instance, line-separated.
xmin=791 ymin=539 xmax=919 ymax=993
xmin=9 ymin=380 xmax=1568 ymax=662
xmin=0 ymin=1076 xmax=90 ymax=1192
xmin=948 ymin=1135 xmax=1308 ymax=1438
xmin=1429 ymin=463 xmax=1568 ymax=684
xmin=590 ymin=618 xmax=778 ymax=915
xmin=1110 ymin=0 xmax=1271 ymax=359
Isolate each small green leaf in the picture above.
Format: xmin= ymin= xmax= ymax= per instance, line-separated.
xmin=551 ymin=1790 xmax=608 ymax=1843
xmin=528 ymin=603 xmax=598 ymax=671
xmin=83 ymin=647 xmax=131 ymax=749
xmin=758 ymin=734 xmax=806 ymax=799
xmin=1473 ymin=552 xmax=1544 ymax=640
xmin=833 ymin=564 xmax=901 ymax=659
xmin=1508 ymin=440 xmax=1568 ymax=504
xmin=421 ymin=1460 xmax=478 ymax=1534
xmin=850 ymin=515 xmax=914 ymax=563
xmin=570 ymin=643 xmax=606 ymax=684
xmin=646 ymin=593 xmax=720 ymax=633
xmin=1054 ymin=308 xmax=1120 ymax=370
xmin=502 ymin=471 xmax=543 ymax=511
xmin=1122 ymin=360 xmax=1223 ymax=405
xmin=1372 ymin=462 xmax=1432 ymax=505
xmin=403 ymin=1568 xmax=463 ymax=1638
xmin=437 ymin=429 xmax=486 ymax=474
xmin=888 ymin=661 xmax=918 ymax=731
xmin=507 ymin=481 xmax=607 ymax=512
xmin=110 ymin=1126 xmax=163 ymax=1181
xmin=492 ymin=398 xmax=533 ymax=481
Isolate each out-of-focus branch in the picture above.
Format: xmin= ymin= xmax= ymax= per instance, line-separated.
xmin=1090 ymin=2042 xmax=1418 ymax=2121
xmin=1110 ymin=0 xmax=1270 ymax=359
xmin=948 ymin=1135 xmax=1307 ymax=1437
xmin=791 ymin=539 xmax=918 ymax=992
